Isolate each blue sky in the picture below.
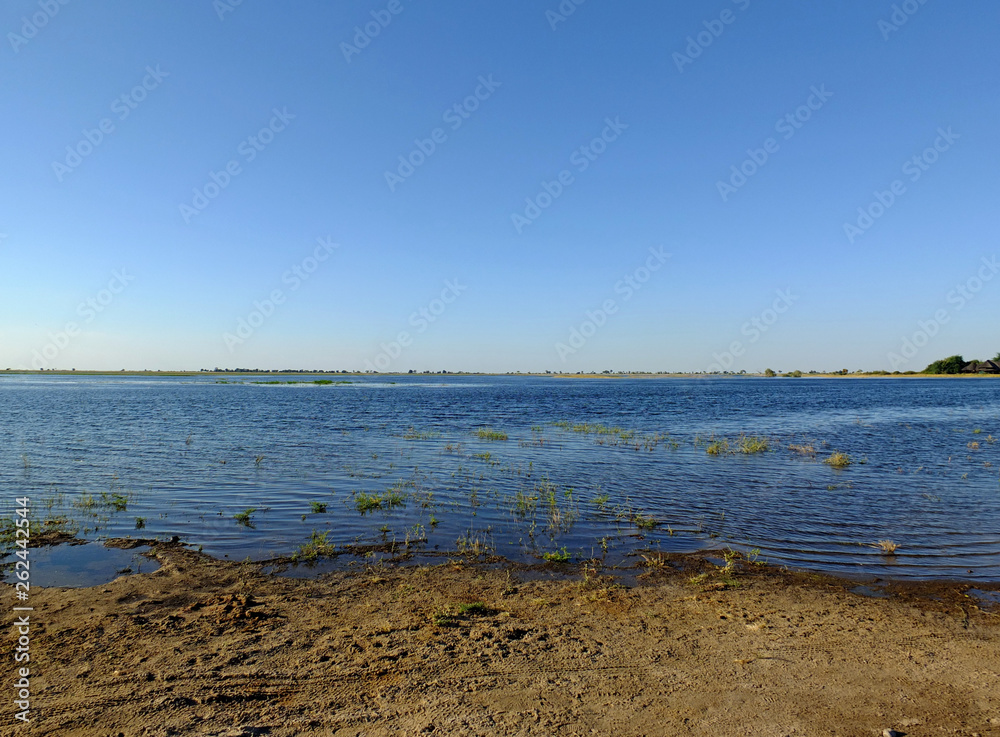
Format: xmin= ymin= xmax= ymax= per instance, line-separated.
xmin=2 ymin=0 xmax=999 ymax=372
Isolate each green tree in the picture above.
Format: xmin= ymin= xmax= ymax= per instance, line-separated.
xmin=923 ymin=355 xmax=965 ymax=374
xmin=763 ymin=368 xmax=776 ymax=377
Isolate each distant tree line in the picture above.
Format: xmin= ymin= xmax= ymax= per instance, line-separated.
xmin=923 ymin=353 xmax=1000 ymax=374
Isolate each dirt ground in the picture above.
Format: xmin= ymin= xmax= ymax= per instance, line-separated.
xmin=3 ymin=542 xmax=999 ymax=737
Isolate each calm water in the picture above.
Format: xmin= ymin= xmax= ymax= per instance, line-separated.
xmin=2 ymin=374 xmax=999 ymax=582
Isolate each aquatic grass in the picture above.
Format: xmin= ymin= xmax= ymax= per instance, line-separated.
xmin=475 ymin=428 xmax=508 ymax=441
xmin=134 ymin=516 xmax=146 ymax=529
xmin=309 ymin=501 xmax=327 ymax=514
xmin=403 ymin=427 xmax=438 ymax=440
xmin=874 ymin=539 xmax=898 ymax=555
xmin=640 ymin=553 xmax=668 ymax=570
xmin=789 ymin=443 xmax=815 ymax=455
xmin=455 ymin=529 xmax=494 ymax=558
xmin=354 ymin=490 xmax=406 ymax=514
xmin=824 ymin=452 xmax=852 ymax=468
xmin=705 ymin=439 xmax=730 ymax=456
xmin=512 ymin=490 xmax=538 ymax=517
xmin=706 ymin=435 xmax=769 ymax=455
xmin=541 ymin=547 xmax=571 ymax=563
xmin=291 ymin=530 xmax=336 ymax=562
xmin=234 ymin=508 xmax=257 ymax=527
xmin=736 ymin=435 xmax=769 ymax=454
xmin=74 ymin=492 xmax=97 ymax=510
xmin=633 ymin=513 xmax=658 ymax=531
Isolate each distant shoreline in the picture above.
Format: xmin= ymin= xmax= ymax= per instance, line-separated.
xmin=2 ymin=370 xmax=998 ymax=379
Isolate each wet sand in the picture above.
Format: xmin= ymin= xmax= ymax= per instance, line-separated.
xmin=5 ymin=542 xmax=999 ymax=736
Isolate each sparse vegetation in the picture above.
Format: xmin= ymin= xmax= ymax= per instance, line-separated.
xmin=875 ymin=539 xmax=898 ymax=555
xmin=541 ymin=547 xmax=571 ymax=563
xmin=234 ymin=508 xmax=256 ymax=527
xmin=354 ymin=490 xmax=406 ymax=514
xmin=292 ymin=530 xmax=337 ymax=561
xmin=475 ymin=428 xmax=508 ymax=441
xmin=824 ymin=452 xmax=852 ymax=468
xmin=633 ymin=513 xmax=658 ymax=531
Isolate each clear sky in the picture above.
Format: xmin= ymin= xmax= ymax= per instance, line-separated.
xmin=3 ymin=0 xmax=999 ymax=373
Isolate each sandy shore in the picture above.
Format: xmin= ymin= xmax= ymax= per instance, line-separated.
xmin=4 ymin=543 xmax=999 ymax=736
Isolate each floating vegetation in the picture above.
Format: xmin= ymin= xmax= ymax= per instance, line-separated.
xmin=402 ymin=427 xmax=438 ymax=440
xmin=475 ymin=428 xmax=508 ymax=441
xmin=824 ymin=452 xmax=852 ymax=468
xmin=788 ymin=443 xmax=815 ymax=455
xmin=309 ymin=501 xmax=327 ymax=514
xmin=134 ymin=516 xmax=146 ymax=529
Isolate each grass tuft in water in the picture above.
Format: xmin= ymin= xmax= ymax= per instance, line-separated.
xmin=475 ymin=428 xmax=508 ymax=441
xmin=354 ymin=490 xmax=406 ymax=514
xmin=292 ymin=530 xmax=337 ymax=562
xmin=234 ymin=508 xmax=256 ymax=527
xmin=874 ymin=539 xmax=898 ymax=555
xmin=541 ymin=547 xmax=571 ymax=563
xmin=824 ymin=452 xmax=852 ymax=468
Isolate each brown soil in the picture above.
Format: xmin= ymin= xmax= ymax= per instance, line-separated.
xmin=4 ymin=542 xmax=999 ymax=737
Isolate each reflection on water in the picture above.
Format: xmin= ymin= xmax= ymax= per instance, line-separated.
xmin=1 ymin=374 xmax=998 ymax=581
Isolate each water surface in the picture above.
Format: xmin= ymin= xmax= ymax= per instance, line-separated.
xmin=2 ymin=374 xmax=998 ymax=582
